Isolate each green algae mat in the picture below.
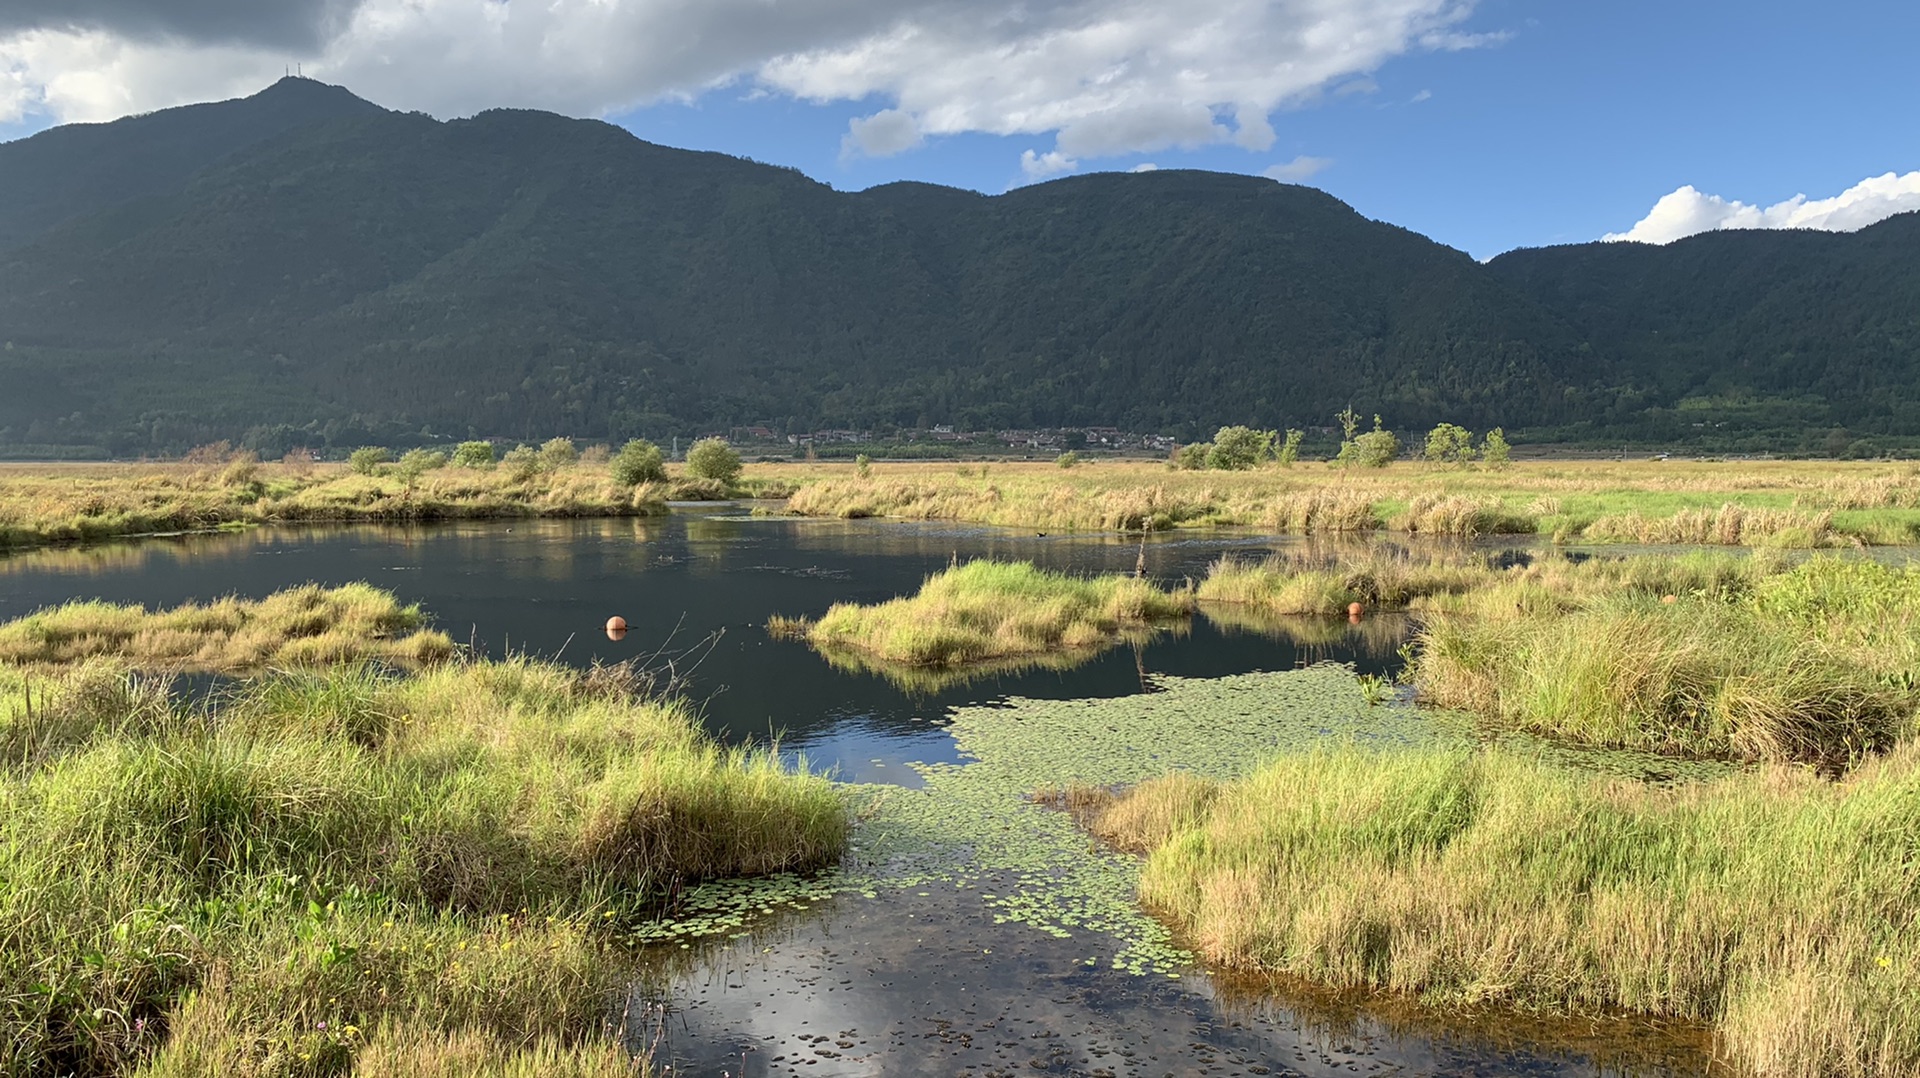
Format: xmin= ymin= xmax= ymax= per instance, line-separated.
xmin=638 ymin=664 xmax=1741 ymax=974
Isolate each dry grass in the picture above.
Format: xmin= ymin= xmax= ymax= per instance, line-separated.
xmin=0 ymin=583 xmax=455 ymax=671
xmin=0 ymin=460 xmax=669 ymax=550
xmin=1083 ymin=742 xmax=1920 ymax=1078
xmin=762 ymin=458 xmax=1920 ymax=545
xmin=793 ymin=559 xmax=1194 ymax=667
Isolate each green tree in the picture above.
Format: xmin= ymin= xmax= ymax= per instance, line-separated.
xmin=1424 ymin=423 xmax=1476 ymax=464
xmin=611 ymin=439 xmax=666 ymax=485
xmin=1276 ymin=429 xmax=1304 ymax=468
xmin=452 ymin=440 xmax=495 ymax=468
xmin=684 ymin=437 xmax=742 ymax=483
xmin=1056 ymin=450 xmax=1081 ymax=469
xmin=1481 ymin=427 xmax=1512 ymax=469
xmin=1207 ymin=426 xmax=1276 ymax=470
xmin=855 ymin=453 xmax=872 ymax=477
xmin=537 ymin=437 xmax=577 ymax=471
xmin=348 ymin=446 xmax=390 ymax=475
xmin=1173 ymin=442 xmax=1211 ymax=470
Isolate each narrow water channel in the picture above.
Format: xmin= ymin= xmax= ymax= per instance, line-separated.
xmin=1 ymin=515 xmax=1720 ymax=1075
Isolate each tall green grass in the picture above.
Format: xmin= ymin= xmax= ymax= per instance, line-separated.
xmin=0 ymin=657 xmax=845 ymax=1075
xmin=790 ymin=559 xmax=1194 ymax=666
xmin=1087 ymin=742 xmax=1920 ymax=1078
xmin=1414 ymin=558 xmax=1920 ymax=767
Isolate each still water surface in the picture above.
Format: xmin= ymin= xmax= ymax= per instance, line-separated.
xmin=0 ymin=513 xmax=1716 ymax=1076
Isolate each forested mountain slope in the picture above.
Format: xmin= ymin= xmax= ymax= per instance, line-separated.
xmin=0 ymin=78 xmax=1914 ymax=455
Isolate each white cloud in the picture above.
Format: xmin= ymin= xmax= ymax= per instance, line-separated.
xmin=1409 ymin=87 xmax=1431 ymax=102
xmin=0 ymin=0 xmax=1501 ymax=171
xmin=1263 ymin=154 xmax=1332 ymax=181
xmin=1020 ymin=148 xmax=1078 ymax=179
xmin=1127 ymin=162 xmax=1158 ymax=172
xmin=841 ymin=107 xmax=921 ymax=159
xmin=1605 ymin=171 xmax=1920 ymax=244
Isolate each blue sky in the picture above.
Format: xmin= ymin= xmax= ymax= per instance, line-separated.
xmin=608 ymin=0 xmax=1920 ymax=257
xmin=2 ymin=0 xmax=1916 ymax=258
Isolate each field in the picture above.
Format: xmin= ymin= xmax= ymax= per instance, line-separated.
xmin=6 ymin=456 xmax=1920 ymax=550
xmin=772 ymin=457 xmax=1920 ymax=544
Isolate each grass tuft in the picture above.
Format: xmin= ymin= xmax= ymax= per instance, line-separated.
xmin=1089 ymin=742 xmax=1920 ymax=1078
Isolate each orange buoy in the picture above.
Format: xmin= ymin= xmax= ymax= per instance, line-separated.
xmin=1347 ymin=601 xmax=1365 ymax=618
xmin=606 ymin=615 xmax=628 ymax=631
xmin=606 ymin=626 xmax=628 ymax=642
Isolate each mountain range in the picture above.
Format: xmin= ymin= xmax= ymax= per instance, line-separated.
xmin=1 ymin=77 xmax=1915 ymax=457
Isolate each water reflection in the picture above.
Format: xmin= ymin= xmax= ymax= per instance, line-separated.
xmin=630 ymin=887 xmax=1717 ymax=1078
xmin=0 ymin=516 xmax=1452 ymax=776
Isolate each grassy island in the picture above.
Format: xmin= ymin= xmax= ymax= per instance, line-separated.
xmin=0 ymin=583 xmax=454 ymax=671
xmin=774 ymin=559 xmax=1194 ymax=668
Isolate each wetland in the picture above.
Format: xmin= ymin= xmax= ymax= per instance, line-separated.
xmin=4 ymin=498 xmax=1916 ymax=1077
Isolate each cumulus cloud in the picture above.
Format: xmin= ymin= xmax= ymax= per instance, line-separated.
xmin=1605 ymin=172 xmax=1920 ymax=244
xmin=841 ymin=107 xmax=922 ymax=159
xmin=0 ymin=0 xmax=1501 ymax=175
xmin=1264 ymin=154 xmax=1332 ymax=181
xmin=1020 ymin=148 xmax=1078 ymax=179
xmin=1127 ymin=162 xmax=1159 ymax=172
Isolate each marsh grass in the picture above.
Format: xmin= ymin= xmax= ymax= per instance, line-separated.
xmin=0 ymin=657 xmax=844 ymax=1075
xmin=0 ymin=583 xmax=455 ymax=671
xmin=795 ymin=560 xmax=1194 ymax=667
xmin=767 ymin=458 xmax=1919 ymax=545
xmin=1413 ymin=556 xmax=1920 ymax=767
xmin=0 ymin=461 xmax=668 ymax=551
xmin=1199 ymin=547 xmax=1768 ymax=620
xmin=1085 ymin=742 xmax=1920 ymax=1078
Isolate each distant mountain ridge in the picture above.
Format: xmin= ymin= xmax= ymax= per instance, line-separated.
xmin=0 ymin=78 xmax=1915 ymax=456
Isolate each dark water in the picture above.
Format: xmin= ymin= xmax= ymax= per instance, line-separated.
xmin=629 ymin=888 xmax=1714 ymax=1078
xmin=0 ymin=512 xmax=1408 ymax=781
xmin=1 ymin=515 xmax=1716 ymax=1075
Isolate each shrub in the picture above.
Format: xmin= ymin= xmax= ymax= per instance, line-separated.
xmin=452 ymin=441 xmax=495 ymax=469
xmin=501 ymin=445 xmax=541 ymax=483
xmin=394 ymin=448 xmax=448 ymax=484
xmin=684 ymin=438 xmax=742 ymax=484
xmin=349 ymin=447 xmax=391 ymax=476
xmin=1338 ymin=416 xmax=1399 ymax=469
xmin=855 ymin=454 xmax=872 ymax=477
xmin=1056 ymin=451 xmax=1081 ymax=469
xmin=1206 ymin=426 xmax=1275 ymax=471
xmin=610 ymin=439 xmax=666 ymax=486
xmin=1423 ymin=423 xmax=1476 ymax=464
xmin=1173 ymin=443 xmax=1211 ymax=470
xmin=537 ymin=438 xmax=578 ymax=471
